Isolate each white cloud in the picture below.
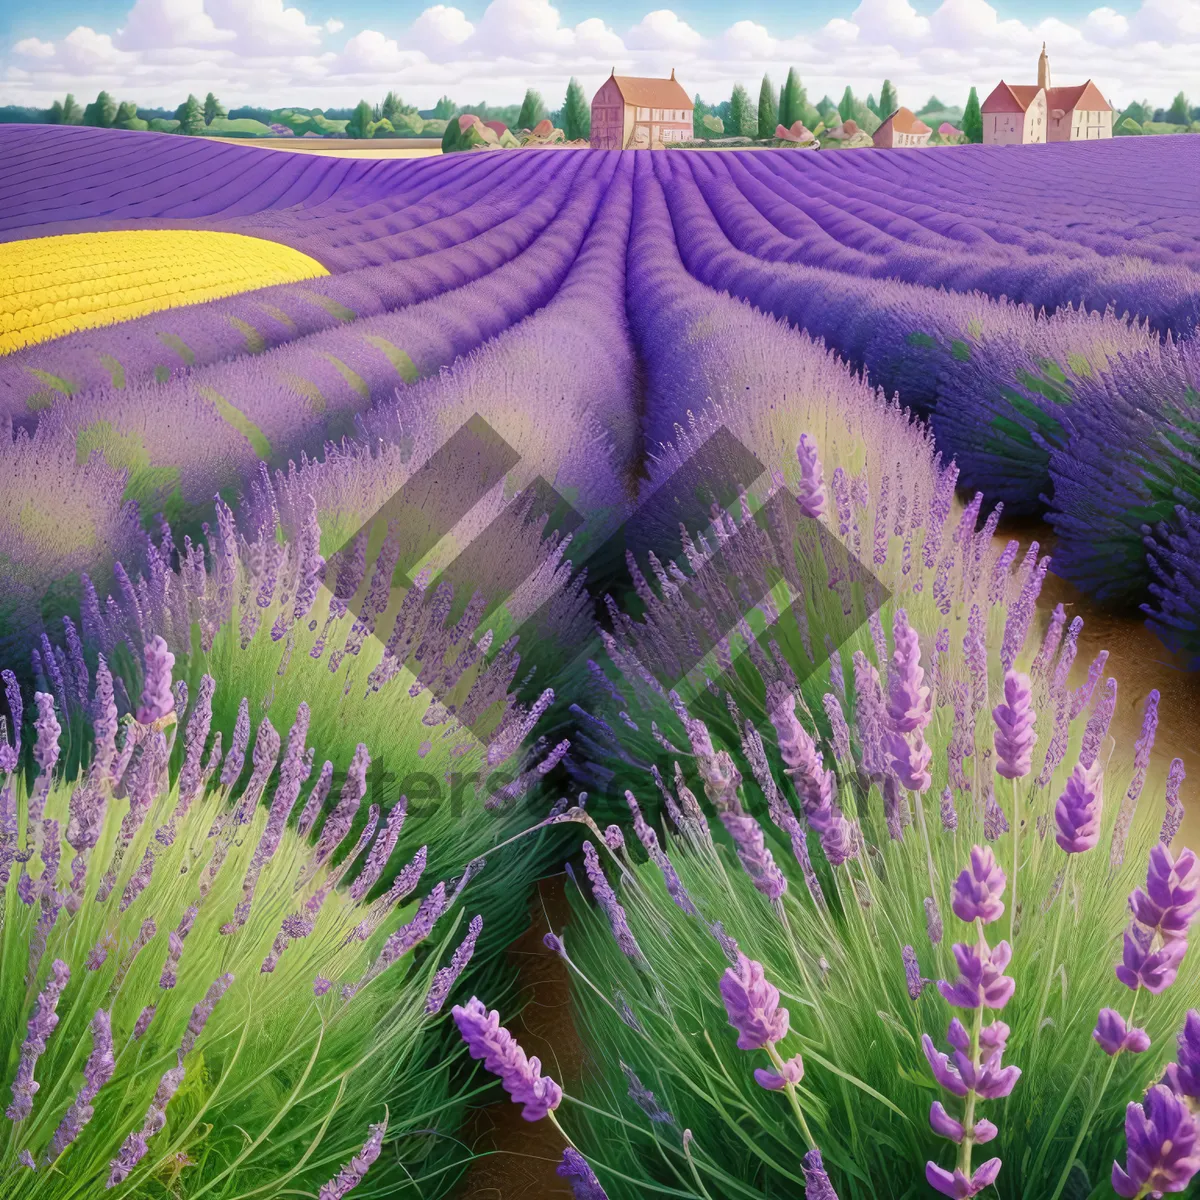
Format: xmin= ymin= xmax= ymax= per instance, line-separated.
xmin=2 ymin=0 xmax=1197 ymax=112
xmin=12 ymin=37 xmax=55 ymax=58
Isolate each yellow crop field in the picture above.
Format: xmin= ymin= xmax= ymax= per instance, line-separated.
xmin=0 ymin=229 xmax=329 ymax=354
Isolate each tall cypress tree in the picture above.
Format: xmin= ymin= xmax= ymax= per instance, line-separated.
xmin=61 ymin=94 xmax=83 ymax=124
xmin=729 ymin=83 xmax=753 ymax=137
xmin=346 ymin=100 xmax=374 ymax=139
xmin=757 ymin=74 xmax=778 ymax=138
xmin=203 ymin=92 xmax=226 ymax=124
xmin=779 ymin=68 xmax=805 ymax=129
xmin=879 ymin=80 xmax=898 ymax=117
xmin=962 ymin=86 xmax=983 ymax=143
xmin=517 ymin=89 xmax=545 ymax=130
xmin=838 ymin=86 xmax=857 ymax=123
xmin=562 ymin=78 xmax=590 ymax=140
xmin=83 ymin=91 xmax=117 ymax=128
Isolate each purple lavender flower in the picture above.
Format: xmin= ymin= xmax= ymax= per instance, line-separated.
xmin=929 ymin=1102 xmax=998 ymax=1146
xmin=1111 ymin=1085 xmax=1200 ymax=1198
xmin=754 ymin=1052 xmax=804 ymax=1091
xmin=886 ymin=610 xmax=932 ymax=732
xmin=583 ymin=841 xmax=646 ymax=966
xmin=1129 ymin=845 xmax=1199 ymax=942
xmin=1111 ymin=691 xmax=1161 ymax=869
xmin=926 ymin=1158 xmax=1003 ymax=1199
xmin=136 ymin=637 xmax=175 ymax=725
xmin=1079 ymin=678 xmax=1118 ymax=770
xmin=317 ymin=1115 xmax=388 ymax=1200
xmin=311 ymin=744 xmax=370 ymax=868
xmin=425 ymin=915 xmax=483 ymax=1015
xmin=821 ymin=694 xmax=852 ymax=763
xmin=1161 ymin=758 xmax=1186 ymax=847
xmin=803 ymin=1149 xmax=842 ymax=1200
xmin=2 ymin=669 xmax=21 ymax=755
xmin=937 ymin=937 xmax=1016 ymax=1010
xmin=886 ymin=728 xmax=934 ymax=793
xmin=32 ymin=692 xmax=61 ymax=775
xmin=926 ymin=896 xmax=945 ymax=945
xmin=1054 ymin=759 xmax=1105 ymax=854
xmin=133 ymin=1006 xmax=156 ymax=1040
xmin=951 ymin=846 xmax=1007 ymax=925
xmin=719 ymin=953 xmax=789 ymax=1051
xmin=107 ymin=1064 xmax=186 ymax=1186
xmin=922 ymin=1019 xmax=1020 ymax=1101
xmin=1071 ymin=651 xmax=1108 ymax=721
xmin=992 ymin=671 xmax=1036 ymax=780
xmin=451 ymin=997 xmax=563 ymax=1120
xmin=1093 ymin=1008 xmax=1151 ymax=1055
xmin=1031 ymin=604 xmax=1067 ymax=679
xmin=298 ymin=760 xmax=334 ymax=837
xmin=795 ymin=434 xmax=826 ymax=519
xmin=47 ymin=1008 xmax=115 ymax=1161
xmin=940 ymin=787 xmax=958 ymax=833
xmin=178 ymin=973 xmax=234 ymax=1064
xmin=1163 ymin=1009 xmax=1200 ymax=1102
xmin=1116 ymin=922 xmax=1188 ymax=994
xmin=220 ymin=698 xmax=251 ymax=788
xmin=904 ymin=945 xmax=931 ymax=999
xmin=557 ymin=1148 xmax=609 ymax=1200
xmin=7 ymin=959 xmax=70 ymax=1120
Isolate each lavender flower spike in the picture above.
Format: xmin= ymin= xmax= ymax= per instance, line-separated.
xmin=557 ymin=1148 xmax=609 ymax=1200
xmin=1093 ymin=1008 xmax=1151 ymax=1056
xmin=886 ymin=610 xmax=932 ymax=732
xmin=451 ymin=997 xmax=563 ymax=1121
xmin=1111 ymin=1085 xmax=1200 ymax=1198
xmin=1163 ymin=1009 xmax=1200 ymax=1102
xmin=795 ymin=433 xmax=826 ymax=519
xmin=937 ymin=937 xmax=1016 ymax=1010
xmin=136 ymin=636 xmax=176 ymax=725
xmin=926 ymin=1158 xmax=1003 ymax=1199
xmin=1129 ymin=844 xmax=1200 ymax=942
xmin=425 ymin=915 xmax=483 ymax=1015
xmin=992 ymin=671 xmax=1036 ymax=780
xmin=1116 ymin=922 xmax=1188 ymax=994
xmin=7 ymin=958 xmax=70 ymax=1120
xmin=178 ymin=973 xmax=234 ymax=1064
xmin=33 ymin=692 xmax=61 ymax=775
xmin=47 ymin=1009 xmax=115 ymax=1161
xmin=803 ymin=1149 xmax=842 ymax=1200
xmin=317 ymin=1114 xmax=388 ymax=1200
xmin=106 ymin=1064 xmax=187 ymax=1187
xmin=1054 ymin=759 xmax=1105 ymax=854
xmin=951 ymin=846 xmax=1007 ymax=925
xmin=719 ymin=953 xmax=789 ymax=1050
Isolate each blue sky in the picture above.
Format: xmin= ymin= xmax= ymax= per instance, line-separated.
xmin=1 ymin=0 xmax=1190 ymax=111
xmin=0 ymin=0 xmax=1145 ymax=43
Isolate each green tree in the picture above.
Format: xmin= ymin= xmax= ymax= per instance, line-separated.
xmin=517 ymin=88 xmax=545 ymax=130
xmin=346 ymin=99 xmax=374 ymax=139
xmin=381 ymin=91 xmax=402 ymax=121
xmin=1119 ymin=99 xmax=1151 ymax=125
xmin=115 ymin=100 xmax=138 ymax=124
xmin=203 ymin=92 xmax=226 ymax=124
xmin=48 ymin=99 xmax=63 ymax=124
xmin=879 ymin=79 xmax=898 ymax=117
xmin=961 ymin=86 xmax=983 ymax=144
xmin=729 ymin=83 xmax=754 ymax=137
xmin=433 ymin=95 xmax=456 ymax=119
xmin=83 ymin=90 xmax=117 ymax=127
xmin=61 ymin=94 xmax=83 ymax=124
xmin=1166 ymin=91 xmax=1191 ymax=125
xmin=866 ymin=93 xmax=878 ymax=116
xmin=757 ymin=74 xmax=778 ymax=139
xmin=838 ymin=86 xmax=858 ymax=123
xmin=173 ymin=94 xmax=206 ymax=134
xmin=562 ymin=77 xmax=590 ymax=141
xmin=779 ymin=68 xmax=807 ymax=129
xmin=918 ymin=95 xmax=945 ymax=116
xmin=701 ymin=113 xmax=724 ymax=135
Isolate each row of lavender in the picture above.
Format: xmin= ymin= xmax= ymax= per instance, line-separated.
xmin=651 ymin=149 xmax=1200 ymax=666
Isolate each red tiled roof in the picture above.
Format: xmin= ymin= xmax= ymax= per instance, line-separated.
xmin=981 ymin=82 xmax=1044 ymax=113
xmin=610 ymin=74 xmax=694 ymax=110
xmin=878 ymin=106 xmax=929 ymax=134
xmin=1046 ymin=81 xmax=1112 ymax=113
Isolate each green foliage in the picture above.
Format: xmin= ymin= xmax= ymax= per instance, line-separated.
xmin=1117 ymin=116 xmax=1144 ymax=135
xmin=962 ymin=86 xmax=983 ymax=144
xmin=433 ymin=95 xmax=457 ymax=119
xmin=381 ymin=91 xmax=417 ymax=123
xmin=917 ymin=94 xmax=946 ymax=115
xmin=60 ymin=94 xmax=83 ymax=124
xmin=757 ymin=75 xmax=778 ymax=139
xmin=148 ymin=118 xmax=181 ymax=133
xmin=114 ymin=100 xmax=138 ymax=125
xmin=82 ymin=91 xmax=117 ymax=128
xmin=371 ymin=117 xmax=396 ymax=138
xmin=563 ymin=77 xmax=591 ymax=141
xmin=1119 ymin=99 xmax=1152 ymax=126
xmin=200 ymin=117 xmax=274 ymax=137
xmin=701 ymin=113 xmax=724 ymax=135
xmin=346 ymin=99 xmax=374 ymax=139
xmin=517 ymin=88 xmax=545 ymax=131
xmin=174 ymin=94 xmax=206 ymax=136
xmin=1166 ymin=92 xmax=1192 ymax=126
xmin=203 ymin=92 xmax=226 ymax=124
xmin=728 ymin=83 xmax=755 ymax=138
xmin=838 ymin=85 xmax=857 ymax=123
xmin=47 ymin=100 xmax=63 ymax=125
xmin=879 ymin=79 xmax=898 ymax=117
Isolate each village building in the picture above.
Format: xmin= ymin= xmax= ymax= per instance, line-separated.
xmin=981 ymin=45 xmax=1112 ymax=144
xmin=872 ymin=107 xmax=932 ymax=148
xmin=590 ymin=71 xmax=694 ymax=149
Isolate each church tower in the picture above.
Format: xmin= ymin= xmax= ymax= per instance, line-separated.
xmin=1037 ymin=42 xmax=1051 ymax=90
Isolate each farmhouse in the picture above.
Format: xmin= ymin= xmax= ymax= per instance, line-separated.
xmin=590 ymin=70 xmax=694 ymax=149
xmin=872 ymin=107 xmax=932 ymax=148
xmin=981 ymin=45 xmax=1112 ymax=144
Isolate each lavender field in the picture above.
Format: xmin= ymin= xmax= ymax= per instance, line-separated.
xmin=1 ymin=124 xmax=1199 ymax=1200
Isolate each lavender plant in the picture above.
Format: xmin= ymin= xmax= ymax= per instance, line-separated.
xmin=473 ymin=427 xmax=1199 ymax=1199
xmin=0 ymin=657 xmax=494 ymax=1198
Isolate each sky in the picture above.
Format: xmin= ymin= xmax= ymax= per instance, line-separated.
xmin=2 ymin=0 xmax=1196 ymax=113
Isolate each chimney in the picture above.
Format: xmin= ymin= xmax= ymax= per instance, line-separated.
xmin=670 ymin=68 xmax=675 ymax=81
